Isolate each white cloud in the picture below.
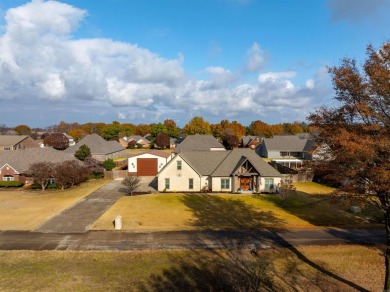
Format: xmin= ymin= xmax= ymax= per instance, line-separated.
xmin=246 ymin=42 xmax=266 ymax=72
xmin=0 ymin=1 xmax=333 ymax=126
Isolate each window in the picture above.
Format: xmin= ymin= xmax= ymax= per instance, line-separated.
xmin=2 ymin=176 xmax=14 ymax=181
xmin=177 ymin=161 xmax=182 ymax=170
xmin=265 ymin=178 xmax=274 ymax=190
xmin=165 ymin=178 xmax=170 ymax=190
xmin=221 ymin=178 xmax=230 ymax=189
xmin=189 ymin=178 xmax=193 ymax=190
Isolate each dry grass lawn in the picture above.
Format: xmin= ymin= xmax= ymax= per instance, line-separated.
xmin=0 ymin=245 xmax=384 ymax=291
xmin=0 ymin=179 xmax=111 ymax=231
xmin=93 ymin=182 xmax=380 ymax=232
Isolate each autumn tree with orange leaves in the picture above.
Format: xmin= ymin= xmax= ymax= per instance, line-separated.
xmin=308 ymin=41 xmax=390 ymax=290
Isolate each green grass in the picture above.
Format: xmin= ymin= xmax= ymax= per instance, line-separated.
xmin=0 ymin=245 xmax=384 ymax=291
xmin=93 ymin=182 xmax=381 ymax=231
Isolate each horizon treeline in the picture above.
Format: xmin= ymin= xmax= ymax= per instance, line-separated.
xmin=0 ymin=116 xmax=312 ymax=141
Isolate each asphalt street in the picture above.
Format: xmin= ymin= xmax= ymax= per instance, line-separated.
xmin=0 ymin=228 xmax=385 ymax=251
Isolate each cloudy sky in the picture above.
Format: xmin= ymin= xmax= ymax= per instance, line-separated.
xmin=0 ymin=0 xmax=388 ymax=127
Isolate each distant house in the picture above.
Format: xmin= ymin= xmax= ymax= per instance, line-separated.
xmin=123 ymin=135 xmax=151 ymax=148
xmin=173 ymin=134 xmax=225 ymax=154
xmin=169 ymin=138 xmax=177 ymax=149
xmin=64 ymin=133 xmax=76 ymax=147
xmin=0 ymin=135 xmax=39 ymax=151
xmin=128 ymin=150 xmax=172 ymax=176
xmin=0 ymin=148 xmax=78 ymax=184
xmin=64 ymin=134 xmax=125 ymax=161
xmin=257 ymin=136 xmax=314 ymax=159
xmin=241 ymin=136 xmax=262 ymax=149
xmin=158 ymin=148 xmax=281 ymax=193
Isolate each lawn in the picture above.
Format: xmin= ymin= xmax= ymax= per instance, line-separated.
xmin=92 ymin=182 xmax=381 ymax=232
xmin=0 ymin=179 xmax=111 ymax=231
xmin=0 ymin=245 xmax=384 ymax=291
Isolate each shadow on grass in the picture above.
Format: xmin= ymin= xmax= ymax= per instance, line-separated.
xmin=139 ymin=193 xmax=370 ymax=291
xmin=181 ymin=193 xmax=286 ymax=230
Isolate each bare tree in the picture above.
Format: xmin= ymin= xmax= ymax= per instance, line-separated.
xmin=122 ymin=176 xmax=141 ymax=196
xmin=28 ymin=162 xmax=55 ymax=191
xmin=277 ymin=181 xmax=296 ymax=206
xmin=54 ymin=160 xmax=87 ymax=190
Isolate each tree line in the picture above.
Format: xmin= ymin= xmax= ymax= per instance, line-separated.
xmin=2 ymin=118 xmax=311 ymax=144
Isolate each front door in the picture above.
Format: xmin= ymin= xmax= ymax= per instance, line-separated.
xmin=240 ymin=177 xmax=251 ymax=190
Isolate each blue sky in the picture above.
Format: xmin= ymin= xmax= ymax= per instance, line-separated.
xmin=0 ymin=0 xmax=389 ymax=128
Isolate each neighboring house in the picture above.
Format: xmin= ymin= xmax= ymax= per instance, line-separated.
xmin=64 ymin=133 xmax=76 ymax=147
xmin=257 ymin=135 xmax=314 ymax=159
xmin=241 ymin=136 xmax=262 ymax=149
xmin=169 ymin=138 xmax=177 ymax=149
xmin=125 ymin=135 xmax=151 ymax=148
xmin=128 ymin=150 xmax=172 ymax=176
xmin=0 ymin=135 xmax=40 ymax=151
xmin=173 ymin=134 xmax=226 ymax=154
xmin=119 ymin=137 xmax=129 ymax=148
xmin=158 ymin=148 xmax=281 ymax=193
xmin=0 ymin=148 xmax=78 ymax=184
xmin=64 ymin=134 xmax=125 ymax=161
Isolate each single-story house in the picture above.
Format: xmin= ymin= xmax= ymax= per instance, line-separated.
xmin=64 ymin=134 xmax=125 ymax=161
xmin=0 ymin=148 xmax=79 ymax=184
xmin=257 ymin=135 xmax=314 ymax=159
xmin=173 ymin=134 xmax=226 ymax=154
xmin=0 ymin=135 xmax=39 ymax=151
xmin=158 ymin=148 xmax=281 ymax=193
xmin=128 ymin=150 xmax=172 ymax=176
xmin=121 ymin=135 xmax=151 ymax=148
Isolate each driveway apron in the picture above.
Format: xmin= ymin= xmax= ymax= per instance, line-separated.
xmin=35 ymin=180 xmax=124 ymax=233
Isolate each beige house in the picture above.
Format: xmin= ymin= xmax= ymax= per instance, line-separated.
xmin=64 ymin=134 xmax=125 ymax=161
xmin=0 ymin=135 xmax=39 ymax=151
xmin=128 ymin=150 xmax=172 ymax=176
xmin=157 ymin=148 xmax=281 ymax=193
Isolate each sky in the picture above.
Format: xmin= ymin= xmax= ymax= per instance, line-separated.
xmin=0 ymin=0 xmax=389 ymax=128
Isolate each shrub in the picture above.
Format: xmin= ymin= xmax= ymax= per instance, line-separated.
xmin=102 ymin=158 xmax=116 ymax=171
xmin=47 ymin=183 xmax=60 ymax=190
xmin=0 ymin=181 xmax=24 ymax=188
xmin=30 ymin=183 xmax=42 ymax=189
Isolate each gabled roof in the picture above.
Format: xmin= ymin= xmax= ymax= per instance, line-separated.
xmin=262 ymin=135 xmax=312 ymax=152
xmin=0 ymin=135 xmax=30 ymax=146
xmin=211 ymin=149 xmax=281 ymax=177
xmin=131 ymin=150 xmax=171 ymax=159
xmin=242 ymin=136 xmax=262 ymax=147
xmin=179 ymin=151 xmax=230 ymax=175
xmin=170 ymin=149 xmax=280 ymax=177
xmin=0 ymin=148 xmax=78 ymax=173
xmin=64 ymin=134 xmax=124 ymax=155
xmin=173 ymin=134 xmax=225 ymax=153
xmin=127 ymin=135 xmax=143 ymax=142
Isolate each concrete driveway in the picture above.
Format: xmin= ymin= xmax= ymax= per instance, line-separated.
xmin=35 ymin=180 xmax=125 ymax=233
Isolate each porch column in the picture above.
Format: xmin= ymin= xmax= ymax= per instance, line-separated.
xmin=232 ymin=174 xmax=235 ymax=192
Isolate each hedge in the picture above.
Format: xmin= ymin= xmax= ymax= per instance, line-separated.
xmin=0 ymin=181 xmax=24 ymax=188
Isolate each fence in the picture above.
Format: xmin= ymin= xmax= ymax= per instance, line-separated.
xmin=104 ymin=170 xmax=128 ymax=179
xmin=270 ymin=161 xmax=314 ymax=182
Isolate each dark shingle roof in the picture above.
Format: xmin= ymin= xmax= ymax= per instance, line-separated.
xmin=131 ymin=150 xmax=171 ymax=159
xmin=179 ymin=151 xmax=230 ymax=175
xmin=173 ymin=134 xmax=225 ymax=153
xmin=64 ymin=134 xmax=124 ymax=155
xmin=0 ymin=148 xmax=78 ymax=173
xmin=262 ymin=136 xmax=311 ymax=152
xmin=212 ymin=149 xmax=281 ymax=177
xmin=176 ymin=149 xmax=280 ymax=177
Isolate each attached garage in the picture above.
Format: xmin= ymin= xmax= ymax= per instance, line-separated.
xmin=137 ymin=158 xmax=158 ymax=176
xmin=128 ymin=150 xmax=172 ymax=176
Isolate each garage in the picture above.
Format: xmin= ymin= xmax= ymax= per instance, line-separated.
xmin=137 ymin=158 xmax=158 ymax=176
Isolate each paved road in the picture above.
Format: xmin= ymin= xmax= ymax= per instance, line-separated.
xmin=35 ymin=180 xmax=125 ymax=233
xmin=0 ymin=228 xmax=385 ymax=251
